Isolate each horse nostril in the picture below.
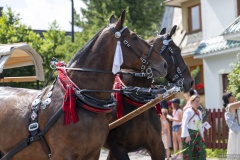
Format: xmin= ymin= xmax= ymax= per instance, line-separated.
xmin=163 ymin=62 xmax=167 ymax=71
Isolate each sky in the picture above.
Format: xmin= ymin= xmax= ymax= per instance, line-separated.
xmin=0 ymin=0 xmax=86 ymax=32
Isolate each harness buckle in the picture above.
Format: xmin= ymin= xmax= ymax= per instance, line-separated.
xmin=140 ymin=57 xmax=147 ymax=64
xmin=29 ymin=123 xmax=39 ymax=131
xmin=146 ymin=67 xmax=153 ymax=79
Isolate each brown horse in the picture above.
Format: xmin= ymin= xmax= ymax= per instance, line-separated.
xmin=105 ymin=25 xmax=193 ymax=160
xmin=0 ymin=10 xmax=168 ymax=160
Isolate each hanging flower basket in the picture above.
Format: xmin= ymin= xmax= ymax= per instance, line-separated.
xmin=197 ymin=83 xmax=204 ymax=95
xmin=193 ymin=83 xmax=204 ymax=95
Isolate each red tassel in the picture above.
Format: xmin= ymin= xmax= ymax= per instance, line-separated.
xmin=156 ymin=103 xmax=162 ymax=115
xmin=114 ymin=75 xmax=123 ymax=119
xmin=63 ymin=87 xmax=70 ymax=125
xmin=116 ymin=88 xmax=123 ymax=119
xmin=57 ymin=65 xmax=79 ymax=125
xmin=69 ymin=88 xmax=78 ymax=123
xmin=63 ymin=86 xmax=79 ymax=125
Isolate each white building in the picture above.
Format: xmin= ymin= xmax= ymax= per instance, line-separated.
xmin=163 ymin=0 xmax=240 ymax=109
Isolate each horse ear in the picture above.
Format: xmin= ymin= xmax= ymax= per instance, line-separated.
xmin=169 ymin=25 xmax=177 ymax=37
xmin=109 ymin=15 xmax=117 ymax=24
xmin=160 ymin=28 xmax=166 ymax=35
xmin=115 ymin=10 xmax=126 ymax=30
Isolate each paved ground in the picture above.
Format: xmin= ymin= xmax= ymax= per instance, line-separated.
xmin=99 ymin=148 xmax=151 ymax=160
xmin=99 ymin=148 xmax=219 ymax=160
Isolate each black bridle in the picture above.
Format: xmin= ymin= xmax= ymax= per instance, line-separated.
xmin=52 ymin=25 xmax=156 ymax=79
xmin=110 ymin=25 xmax=155 ymax=79
xmin=117 ymin=35 xmax=188 ymax=89
xmin=158 ymin=35 xmax=188 ymax=88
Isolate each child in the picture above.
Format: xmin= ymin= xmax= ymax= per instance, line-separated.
xmin=161 ymin=108 xmax=171 ymax=160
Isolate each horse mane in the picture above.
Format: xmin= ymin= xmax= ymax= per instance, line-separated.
xmin=68 ymin=26 xmax=107 ymax=66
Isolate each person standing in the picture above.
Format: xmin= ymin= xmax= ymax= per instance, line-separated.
xmin=181 ymin=95 xmax=206 ymax=160
xmin=222 ymin=92 xmax=240 ymax=157
xmin=168 ymin=98 xmax=183 ymax=159
xmin=183 ymin=89 xmax=198 ymax=111
xmin=161 ymin=108 xmax=172 ymax=160
xmin=183 ymin=89 xmax=209 ymax=122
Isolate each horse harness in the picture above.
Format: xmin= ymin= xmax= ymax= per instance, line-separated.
xmin=158 ymin=35 xmax=188 ymax=88
xmin=2 ymin=25 xmax=147 ymax=160
xmin=110 ymin=25 xmax=156 ymax=79
xmin=115 ymin=35 xmax=188 ymax=89
xmin=0 ymin=79 xmax=61 ymax=160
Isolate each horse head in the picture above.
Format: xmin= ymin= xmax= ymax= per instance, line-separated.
xmin=108 ymin=11 xmax=167 ymax=79
xmin=147 ymin=25 xmax=193 ymax=92
xmin=66 ymin=10 xmax=167 ymax=99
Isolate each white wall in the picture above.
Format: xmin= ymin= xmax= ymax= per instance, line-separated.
xmin=201 ymin=0 xmax=237 ymax=39
xmin=200 ymin=51 xmax=239 ymax=109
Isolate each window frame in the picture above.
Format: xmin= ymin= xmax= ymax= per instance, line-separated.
xmin=188 ymin=4 xmax=202 ymax=33
xmin=237 ymin=0 xmax=240 ymax=16
xmin=222 ymin=74 xmax=229 ymax=93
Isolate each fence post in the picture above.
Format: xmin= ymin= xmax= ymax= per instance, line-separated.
xmin=212 ymin=109 xmax=216 ymax=150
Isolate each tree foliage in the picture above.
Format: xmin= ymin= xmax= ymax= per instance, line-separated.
xmin=0 ymin=8 xmax=77 ymax=88
xmin=227 ymin=54 xmax=240 ymax=100
xmin=75 ymin=0 xmax=165 ymax=39
xmin=0 ymin=2 xmax=166 ymax=88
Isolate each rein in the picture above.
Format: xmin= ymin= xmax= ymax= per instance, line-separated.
xmin=113 ymin=75 xmax=165 ymax=119
xmin=0 ymin=25 xmax=160 ymax=160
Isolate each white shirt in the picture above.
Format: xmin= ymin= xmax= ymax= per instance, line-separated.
xmin=181 ymin=107 xmax=204 ymax=138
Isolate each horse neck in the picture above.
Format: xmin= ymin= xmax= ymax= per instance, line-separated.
xmin=66 ymin=31 xmax=116 ymax=100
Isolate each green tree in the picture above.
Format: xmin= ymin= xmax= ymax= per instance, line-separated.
xmin=75 ymin=0 xmax=165 ymax=39
xmin=39 ymin=21 xmax=67 ymax=77
xmin=0 ymin=8 xmax=77 ymax=88
xmin=0 ymin=8 xmax=42 ymax=45
xmin=227 ymin=53 xmax=240 ymax=100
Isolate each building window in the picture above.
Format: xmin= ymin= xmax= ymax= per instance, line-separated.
xmin=190 ymin=65 xmax=204 ymax=94
xmin=222 ymin=74 xmax=229 ymax=93
xmin=188 ymin=4 xmax=201 ymax=32
xmin=237 ymin=0 xmax=240 ymax=16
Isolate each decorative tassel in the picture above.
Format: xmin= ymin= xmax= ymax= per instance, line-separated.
xmin=155 ymin=103 xmax=162 ymax=115
xmin=69 ymin=88 xmax=78 ymax=123
xmin=112 ymin=41 xmax=123 ymax=74
xmin=113 ymin=75 xmax=123 ymax=119
xmin=63 ymin=86 xmax=78 ymax=125
xmin=63 ymin=87 xmax=71 ymax=125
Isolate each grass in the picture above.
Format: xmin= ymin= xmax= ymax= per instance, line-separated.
xmin=171 ymin=148 xmax=227 ymax=158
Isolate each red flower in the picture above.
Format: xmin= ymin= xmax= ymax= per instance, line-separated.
xmin=197 ymin=83 xmax=204 ymax=90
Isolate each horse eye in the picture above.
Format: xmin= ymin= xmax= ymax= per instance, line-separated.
xmin=131 ymin=34 xmax=138 ymax=40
